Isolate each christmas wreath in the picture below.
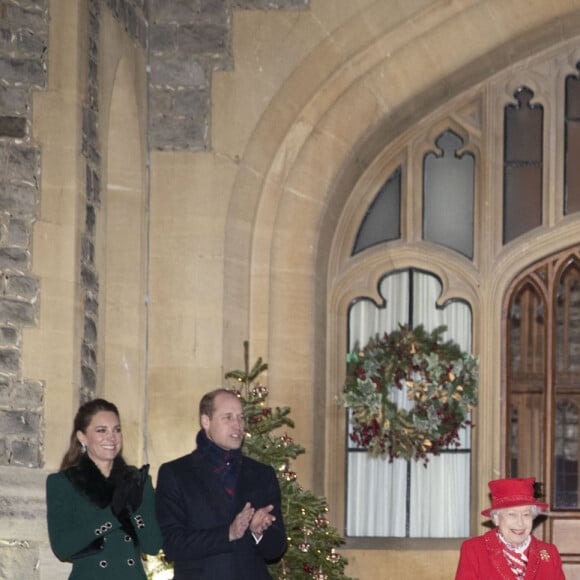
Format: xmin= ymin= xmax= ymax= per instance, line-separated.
xmin=343 ymin=324 xmax=478 ymax=463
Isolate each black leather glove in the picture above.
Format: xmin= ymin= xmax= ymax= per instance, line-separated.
xmin=110 ymin=464 xmax=149 ymax=543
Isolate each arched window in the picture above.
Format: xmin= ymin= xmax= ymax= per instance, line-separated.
xmin=329 ymin=47 xmax=580 ymax=572
xmin=505 ymin=249 xmax=580 ymax=547
xmin=503 ymin=87 xmax=543 ymax=243
xmin=347 ymin=269 xmax=472 ymax=537
xmin=423 ymin=131 xmax=474 ymax=258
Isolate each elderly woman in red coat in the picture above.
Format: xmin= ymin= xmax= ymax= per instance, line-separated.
xmin=455 ymin=477 xmax=565 ymax=579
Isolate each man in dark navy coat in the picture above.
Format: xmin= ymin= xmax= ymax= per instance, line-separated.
xmin=156 ymin=388 xmax=287 ymax=580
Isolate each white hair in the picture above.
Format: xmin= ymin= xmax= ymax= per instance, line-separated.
xmin=490 ymin=504 xmax=540 ymax=523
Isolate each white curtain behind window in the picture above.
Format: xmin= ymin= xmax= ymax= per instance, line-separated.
xmin=346 ymin=270 xmax=471 ymax=537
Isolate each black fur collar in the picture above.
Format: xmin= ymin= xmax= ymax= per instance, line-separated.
xmin=65 ymin=454 xmax=133 ymax=508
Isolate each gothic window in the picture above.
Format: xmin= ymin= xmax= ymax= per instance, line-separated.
xmin=332 ymin=46 xmax=580 ymax=566
xmin=506 ymin=250 xmax=580 ymax=512
xmin=506 ymin=280 xmax=546 ymax=484
xmin=423 ymin=131 xmax=474 ymax=258
xmin=343 ymin=124 xmax=477 ymax=539
xmin=346 ymin=269 xmax=472 ymax=537
xmin=554 ymin=259 xmax=580 ymax=509
xmin=503 ymin=87 xmax=543 ymax=244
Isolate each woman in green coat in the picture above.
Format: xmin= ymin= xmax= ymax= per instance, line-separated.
xmin=46 ymin=399 xmax=163 ymax=579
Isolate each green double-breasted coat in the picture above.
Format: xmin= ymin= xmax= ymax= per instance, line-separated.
xmin=46 ymin=468 xmax=163 ymax=579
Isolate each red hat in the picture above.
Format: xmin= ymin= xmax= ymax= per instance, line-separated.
xmin=481 ymin=477 xmax=548 ymax=517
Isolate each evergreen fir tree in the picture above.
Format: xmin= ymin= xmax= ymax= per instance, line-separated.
xmin=225 ymin=342 xmax=354 ymax=580
xmin=145 ymin=343 xmax=354 ymax=580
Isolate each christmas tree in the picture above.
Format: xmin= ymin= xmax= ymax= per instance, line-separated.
xmin=225 ymin=342 xmax=353 ymax=580
xmin=145 ymin=343 xmax=354 ymax=580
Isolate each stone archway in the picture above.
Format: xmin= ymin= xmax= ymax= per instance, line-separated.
xmin=223 ymin=1 xmax=580 ymax=492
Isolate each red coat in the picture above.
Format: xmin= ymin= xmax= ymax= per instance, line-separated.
xmin=455 ymin=529 xmax=565 ymax=579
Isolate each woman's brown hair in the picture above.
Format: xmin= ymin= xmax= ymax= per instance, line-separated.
xmin=59 ymin=398 xmax=120 ymax=471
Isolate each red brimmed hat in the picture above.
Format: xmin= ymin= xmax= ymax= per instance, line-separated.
xmin=481 ymin=477 xmax=548 ymax=517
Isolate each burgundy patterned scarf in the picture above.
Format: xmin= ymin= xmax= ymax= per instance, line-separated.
xmin=196 ymin=429 xmax=242 ymax=496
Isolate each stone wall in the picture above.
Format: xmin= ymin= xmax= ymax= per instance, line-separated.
xmin=0 ymin=0 xmax=310 ymax=482
xmin=0 ymin=0 xmax=47 ymax=468
xmin=79 ymin=0 xmax=148 ymax=404
xmin=0 ymin=2 xmax=48 ymax=576
xmin=1 ymin=0 xmax=312 ymax=464
xmin=79 ymin=0 xmax=309 ymax=401
xmin=79 ymin=0 xmax=101 ymax=404
xmin=148 ymin=0 xmax=308 ymax=150
xmin=0 ymin=0 xmax=308 ymax=577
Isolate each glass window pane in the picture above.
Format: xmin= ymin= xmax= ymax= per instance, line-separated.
xmin=503 ymin=166 xmax=542 ymax=243
xmin=503 ymin=87 xmax=543 ymax=244
xmin=423 ymin=131 xmax=474 ymax=258
xmin=566 ymin=71 xmax=580 ymax=118
xmin=565 ymin=70 xmax=580 ymax=215
xmin=505 ymin=88 xmax=543 ymax=162
xmin=352 ymin=168 xmax=401 ymax=255
xmin=346 ymin=269 xmax=472 ymax=538
xmin=565 ymin=122 xmax=580 ymax=214
xmin=412 ymin=270 xmax=472 ymax=353
xmin=507 ymin=283 xmax=546 ymax=481
xmin=347 ymin=453 xmax=407 ymax=536
xmin=554 ymin=261 xmax=580 ymax=508
xmin=409 ymin=454 xmax=470 ymax=537
xmin=554 ymin=401 xmax=578 ymax=508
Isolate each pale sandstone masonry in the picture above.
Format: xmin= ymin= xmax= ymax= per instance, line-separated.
xmin=1 ymin=0 xmax=310 ymax=461
xmin=0 ymin=1 xmax=306 ymax=577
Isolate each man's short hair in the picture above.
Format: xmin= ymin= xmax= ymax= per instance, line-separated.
xmin=199 ymin=388 xmax=238 ymax=427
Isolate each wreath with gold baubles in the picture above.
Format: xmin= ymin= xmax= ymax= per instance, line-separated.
xmin=343 ymin=324 xmax=479 ymax=463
